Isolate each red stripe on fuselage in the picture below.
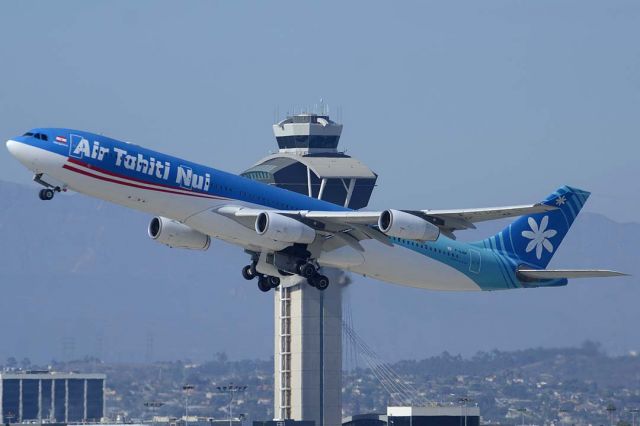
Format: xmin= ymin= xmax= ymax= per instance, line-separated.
xmin=66 ymin=157 xmax=225 ymax=199
xmin=62 ymin=163 xmax=226 ymax=201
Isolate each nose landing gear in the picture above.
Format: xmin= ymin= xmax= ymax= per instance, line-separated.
xmin=34 ymin=174 xmax=63 ymax=201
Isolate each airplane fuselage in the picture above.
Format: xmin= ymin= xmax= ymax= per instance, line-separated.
xmin=6 ymin=129 xmax=547 ymax=291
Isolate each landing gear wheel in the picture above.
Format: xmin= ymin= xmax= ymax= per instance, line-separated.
xmin=306 ymin=276 xmax=316 ymax=287
xmin=298 ymin=262 xmax=316 ymax=278
xmin=268 ymin=276 xmax=281 ymax=288
xmin=314 ymin=274 xmax=330 ymax=291
xmin=242 ymin=265 xmax=256 ymax=281
xmin=39 ymin=188 xmax=55 ymax=201
xmin=257 ymin=276 xmax=271 ymax=292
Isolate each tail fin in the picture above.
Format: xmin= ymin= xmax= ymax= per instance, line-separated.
xmin=478 ymin=186 xmax=590 ymax=268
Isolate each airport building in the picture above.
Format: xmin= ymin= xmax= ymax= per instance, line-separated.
xmin=386 ymin=406 xmax=480 ymax=426
xmin=0 ymin=371 xmax=106 ymax=423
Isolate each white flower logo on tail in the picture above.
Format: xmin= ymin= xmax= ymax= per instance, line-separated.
xmin=521 ymin=216 xmax=557 ymax=260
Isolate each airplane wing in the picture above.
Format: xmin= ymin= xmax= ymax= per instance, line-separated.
xmin=303 ymin=202 xmax=557 ymax=238
xmin=217 ymin=202 xmax=557 ymax=243
xmin=518 ymin=269 xmax=629 ymax=280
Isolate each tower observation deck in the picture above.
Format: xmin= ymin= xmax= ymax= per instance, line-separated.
xmin=243 ymin=112 xmax=377 ymax=426
xmin=242 ymin=113 xmax=377 ymax=209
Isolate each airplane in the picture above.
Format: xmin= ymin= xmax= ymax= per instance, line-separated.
xmin=6 ymin=128 xmax=626 ymax=292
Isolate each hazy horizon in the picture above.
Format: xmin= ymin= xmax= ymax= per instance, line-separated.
xmin=0 ymin=1 xmax=638 ymax=364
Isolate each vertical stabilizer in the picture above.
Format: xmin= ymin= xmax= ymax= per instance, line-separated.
xmin=477 ymin=186 xmax=590 ymax=269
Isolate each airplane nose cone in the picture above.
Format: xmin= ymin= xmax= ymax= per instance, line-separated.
xmin=6 ymin=139 xmax=34 ymax=167
xmin=6 ymin=139 xmax=19 ymax=157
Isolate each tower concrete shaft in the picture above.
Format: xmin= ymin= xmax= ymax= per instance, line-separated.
xmin=274 ymin=279 xmax=342 ymax=426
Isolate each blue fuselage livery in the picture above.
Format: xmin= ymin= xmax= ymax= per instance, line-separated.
xmin=6 ymin=128 xmax=624 ymax=292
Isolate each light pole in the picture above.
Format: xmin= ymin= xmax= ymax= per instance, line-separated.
xmin=144 ymin=401 xmax=164 ymax=426
xmin=216 ymin=383 xmax=247 ymax=426
xmin=630 ymin=408 xmax=639 ymax=426
xmin=458 ymin=397 xmax=472 ymax=426
xmin=183 ymin=384 xmax=195 ymax=426
xmin=607 ymin=403 xmax=617 ymax=426
xmin=518 ymin=408 xmax=527 ymax=426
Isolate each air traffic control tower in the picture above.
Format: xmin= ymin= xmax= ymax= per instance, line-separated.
xmin=243 ymin=111 xmax=377 ymax=426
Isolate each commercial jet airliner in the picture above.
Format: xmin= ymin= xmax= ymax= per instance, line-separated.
xmin=6 ymin=129 xmax=625 ymax=292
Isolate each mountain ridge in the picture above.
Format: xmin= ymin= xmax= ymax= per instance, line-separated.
xmin=0 ymin=180 xmax=637 ymax=363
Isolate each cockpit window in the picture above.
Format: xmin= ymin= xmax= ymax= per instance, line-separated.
xmin=32 ymin=133 xmax=49 ymax=141
xmin=23 ymin=132 xmax=34 ymax=137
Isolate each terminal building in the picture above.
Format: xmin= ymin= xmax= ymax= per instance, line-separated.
xmin=0 ymin=371 xmax=106 ymax=423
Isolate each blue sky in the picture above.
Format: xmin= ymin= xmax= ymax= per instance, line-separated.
xmin=0 ymin=1 xmax=639 ymax=362
xmin=0 ymin=0 xmax=638 ymax=222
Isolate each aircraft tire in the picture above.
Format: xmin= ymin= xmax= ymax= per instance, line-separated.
xmin=268 ymin=276 xmax=281 ymax=288
xmin=306 ymin=276 xmax=317 ymax=288
xmin=257 ymin=276 xmax=271 ymax=292
xmin=298 ymin=262 xmax=316 ymax=278
xmin=39 ymin=188 xmax=54 ymax=201
xmin=315 ymin=274 xmax=329 ymax=291
xmin=242 ymin=265 xmax=255 ymax=280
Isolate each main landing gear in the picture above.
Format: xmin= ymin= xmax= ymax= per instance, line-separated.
xmin=297 ymin=261 xmax=329 ymax=291
xmin=241 ymin=260 xmax=330 ymax=292
xmin=242 ymin=263 xmax=281 ymax=292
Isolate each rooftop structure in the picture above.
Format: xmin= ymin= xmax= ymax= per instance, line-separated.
xmin=387 ymin=406 xmax=480 ymax=426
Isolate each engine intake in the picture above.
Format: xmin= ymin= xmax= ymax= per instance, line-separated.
xmin=255 ymin=212 xmax=316 ymax=244
xmin=148 ymin=216 xmax=211 ymax=250
xmin=378 ymin=209 xmax=440 ymax=241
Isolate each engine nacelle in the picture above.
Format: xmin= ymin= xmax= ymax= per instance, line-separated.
xmin=378 ymin=209 xmax=440 ymax=241
xmin=255 ymin=211 xmax=316 ymax=244
xmin=148 ymin=216 xmax=211 ymax=250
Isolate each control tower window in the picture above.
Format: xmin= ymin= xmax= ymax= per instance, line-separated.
xmin=276 ymin=135 xmax=339 ymax=150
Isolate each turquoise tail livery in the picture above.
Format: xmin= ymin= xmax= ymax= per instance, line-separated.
xmin=474 ymin=186 xmax=624 ymax=287
xmin=480 ymin=186 xmax=589 ymax=269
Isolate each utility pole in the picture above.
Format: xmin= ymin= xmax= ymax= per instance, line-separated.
xmin=216 ymin=383 xmax=247 ymax=426
xmin=183 ymin=384 xmax=195 ymax=426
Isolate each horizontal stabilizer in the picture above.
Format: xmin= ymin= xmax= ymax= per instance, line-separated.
xmin=518 ymin=269 xmax=628 ymax=280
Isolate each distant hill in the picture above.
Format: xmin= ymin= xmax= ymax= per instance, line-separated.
xmin=0 ymin=180 xmax=638 ymax=363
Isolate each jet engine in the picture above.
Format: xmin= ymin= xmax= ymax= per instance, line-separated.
xmin=255 ymin=211 xmax=316 ymax=244
xmin=378 ymin=209 xmax=440 ymax=241
xmin=148 ymin=216 xmax=211 ymax=250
